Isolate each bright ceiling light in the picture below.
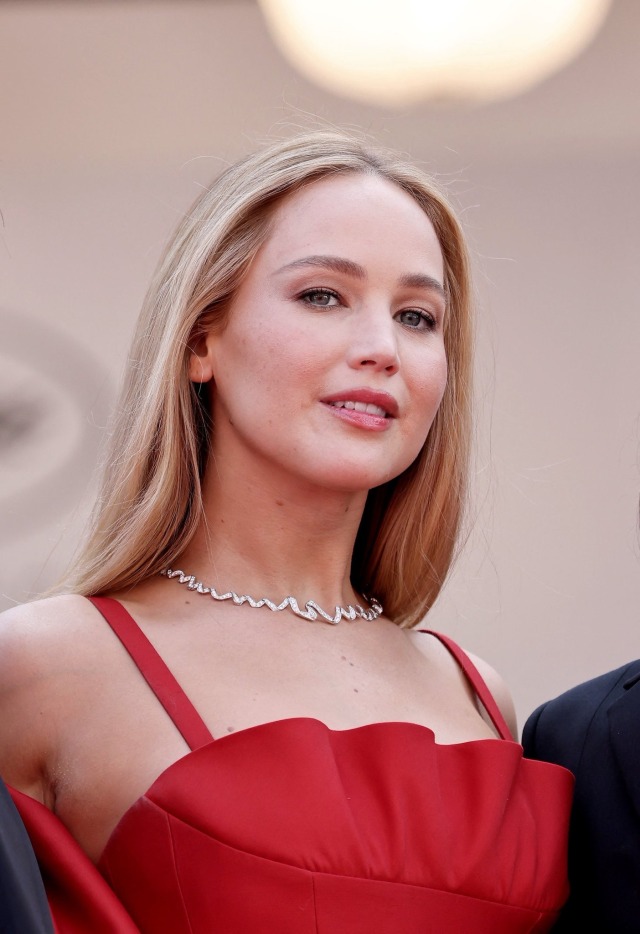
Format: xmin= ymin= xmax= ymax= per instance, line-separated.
xmin=257 ymin=0 xmax=612 ymax=106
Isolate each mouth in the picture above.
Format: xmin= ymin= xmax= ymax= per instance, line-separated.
xmin=320 ymin=389 xmax=398 ymax=431
xmin=328 ymin=400 xmax=389 ymax=418
xmin=321 ymin=389 xmax=399 ymax=419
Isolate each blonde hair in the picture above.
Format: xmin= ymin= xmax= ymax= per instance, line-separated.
xmin=63 ymin=131 xmax=473 ymax=627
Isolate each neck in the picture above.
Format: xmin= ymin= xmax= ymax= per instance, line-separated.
xmin=177 ymin=455 xmax=370 ymax=610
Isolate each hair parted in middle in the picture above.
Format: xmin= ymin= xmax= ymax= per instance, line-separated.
xmin=64 ymin=129 xmax=474 ymax=627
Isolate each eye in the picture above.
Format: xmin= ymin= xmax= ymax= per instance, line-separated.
xmin=395 ymin=309 xmax=436 ymax=331
xmin=298 ymin=288 xmax=341 ymax=308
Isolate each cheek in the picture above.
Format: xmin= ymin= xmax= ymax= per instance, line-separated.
xmin=435 ymin=355 xmax=449 ymax=406
xmin=250 ymin=326 xmax=328 ymax=393
xmin=223 ymin=325 xmax=279 ymax=383
xmin=217 ymin=324 xmax=318 ymax=414
xmin=413 ymin=351 xmax=448 ymax=422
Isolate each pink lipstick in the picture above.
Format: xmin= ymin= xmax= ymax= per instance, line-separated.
xmin=321 ymin=388 xmax=398 ymax=431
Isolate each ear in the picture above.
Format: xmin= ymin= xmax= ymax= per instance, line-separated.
xmin=188 ymin=328 xmax=216 ymax=384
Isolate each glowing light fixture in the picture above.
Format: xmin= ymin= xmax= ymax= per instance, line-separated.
xmin=257 ymin=0 xmax=612 ymax=106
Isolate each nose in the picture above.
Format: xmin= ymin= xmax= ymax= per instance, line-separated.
xmin=346 ymin=310 xmax=400 ymax=375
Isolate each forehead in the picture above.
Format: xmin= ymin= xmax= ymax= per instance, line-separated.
xmin=262 ymin=172 xmax=443 ymax=271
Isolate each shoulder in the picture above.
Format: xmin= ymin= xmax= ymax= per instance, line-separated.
xmin=529 ymin=660 xmax=640 ymax=728
xmin=0 ymin=595 xmax=105 ymax=799
xmin=0 ymin=594 xmax=101 ymax=671
xmin=522 ymin=660 xmax=640 ymax=764
xmin=412 ymin=630 xmax=517 ymax=739
xmin=0 ymin=593 xmax=114 ymax=708
xmin=465 ymin=650 xmax=518 ymax=740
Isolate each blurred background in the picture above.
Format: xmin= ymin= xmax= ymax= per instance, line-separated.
xmin=1 ymin=0 xmax=639 ymax=728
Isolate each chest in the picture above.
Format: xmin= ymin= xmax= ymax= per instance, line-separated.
xmin=50 ymin=621 xmax=491 ymax=860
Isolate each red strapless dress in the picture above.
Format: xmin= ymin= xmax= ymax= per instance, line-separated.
xmin=10 ymin=597 xmax=573 ymax=933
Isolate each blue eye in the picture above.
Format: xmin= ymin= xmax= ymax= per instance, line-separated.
xmin=299 ymin=288 xmax=341 ymax=307
xmin=396 ymin=309 xmax=436 ymax=331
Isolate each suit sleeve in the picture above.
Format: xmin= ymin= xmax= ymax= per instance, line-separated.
xmin=521 ymin=702 xmax=545 ymax=758
xmin=0 ymin=779 xmax=54 ymax=934
xmin=521 ymin=696 xmax=586 ymax=775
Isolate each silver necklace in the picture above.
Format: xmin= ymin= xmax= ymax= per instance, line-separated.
xmin=161 ymin=568 xmax=383 ymax=624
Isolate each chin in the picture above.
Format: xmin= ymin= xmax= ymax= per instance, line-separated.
xmin=315 ymin=461 xmax=408 ymax=494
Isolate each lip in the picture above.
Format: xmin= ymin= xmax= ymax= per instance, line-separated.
xmin=320 ymin=388 xmax=399 ymax=418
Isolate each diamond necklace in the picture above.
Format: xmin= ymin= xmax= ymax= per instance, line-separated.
xmin=161 ymin=568 xmax=383 ymax=624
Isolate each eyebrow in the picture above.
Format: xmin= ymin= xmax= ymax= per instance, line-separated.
xmin=274 ymin=254 xmax=446 ymax=301
xmin=398 ymin=272 xmax=446 ymax=300
xmin=274 ymin=255 xmax=366 ymax=279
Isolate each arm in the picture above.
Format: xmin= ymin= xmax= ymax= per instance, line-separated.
xmin=0 ymin=597 xmax=141 ymax=932
xmin=0 ymin=602 xmax=56 ymax=806
xmin=0 ymin=594 xmax=96 ymax=806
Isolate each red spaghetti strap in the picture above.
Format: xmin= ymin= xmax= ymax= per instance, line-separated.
xmin=420 ymin=630 xmax=514 ymax=741
xmin=89 ymin=596 xmax=215 ymax=751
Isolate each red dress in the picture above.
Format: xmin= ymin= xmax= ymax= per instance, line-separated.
xmin=11 ymin=597 xmax=573 ymax=933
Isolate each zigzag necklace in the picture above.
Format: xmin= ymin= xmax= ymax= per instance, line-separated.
xmin=161 ymin=568 xmax=383 ymax=624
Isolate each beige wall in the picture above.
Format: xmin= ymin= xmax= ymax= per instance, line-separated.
xmin=1 ymin=0 xmax=639 ymax=729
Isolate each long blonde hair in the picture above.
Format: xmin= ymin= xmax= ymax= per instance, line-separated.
xmin=63 ymin=131 xmax=474 ymax=627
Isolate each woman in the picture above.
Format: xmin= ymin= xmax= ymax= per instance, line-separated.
xmin=0 ymin=132 xmax=572 ymax=932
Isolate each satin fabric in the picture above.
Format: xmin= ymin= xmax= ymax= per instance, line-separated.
xmin=10 ymin=598 xmax=573 ymax=932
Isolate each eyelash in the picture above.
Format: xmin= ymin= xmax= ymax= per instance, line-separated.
xmin=396 ymin=309 xmax=437 ymax=332
xmin=297 ymin=288 xmax=437 ymax=332
xmin=298 ymin=288 xmax=342 ymax=308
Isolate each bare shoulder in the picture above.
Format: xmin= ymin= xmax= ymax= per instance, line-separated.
xmin=465 ymin=650 xmax=518 ymax=739
xmin=409 ymin=629 xmax=518 ymax=739
xmin=0 ymin=592 xmax=95 ymax=629
xmin=0 ymin=594 xmax=103 ymax=799
xmin=0 ymin=594 xmax=99 ymax=674
xmin=0 ymin=593 xmax=108 ymax=715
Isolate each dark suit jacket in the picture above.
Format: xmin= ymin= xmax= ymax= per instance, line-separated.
xmin=0 ymin=778 xmax=53 ymax=934
xmin=523 ymin=660 xmax=640 ymax=933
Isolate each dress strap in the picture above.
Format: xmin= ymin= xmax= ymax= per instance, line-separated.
xmin=420 ymin=630 xmax=514 ymax=741
xmin=88 ymin=596 xmax=215 ymax=751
